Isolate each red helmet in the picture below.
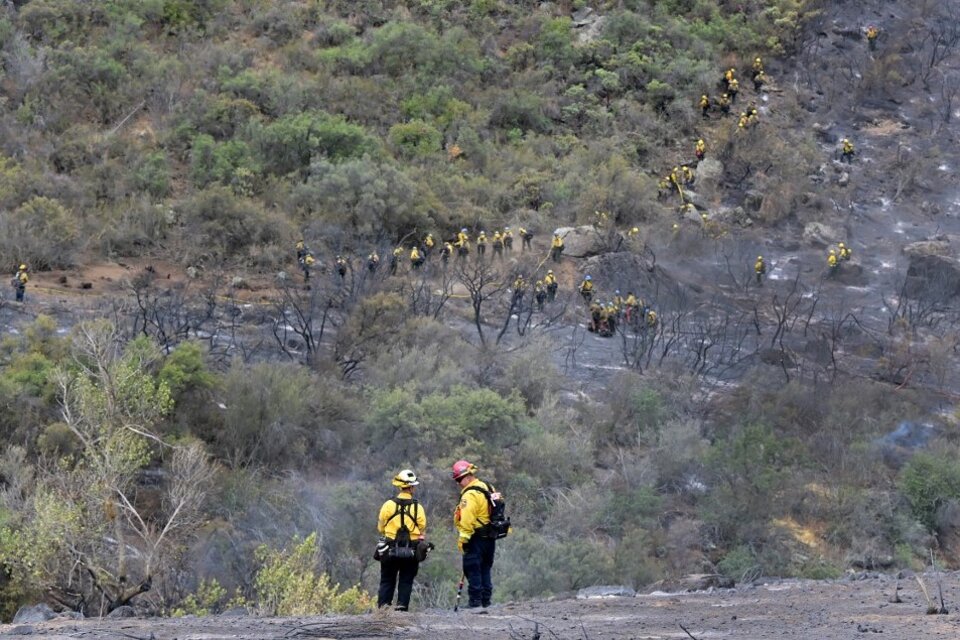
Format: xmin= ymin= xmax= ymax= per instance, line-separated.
xmin=451 ymin=459 xmax=477 ymax=481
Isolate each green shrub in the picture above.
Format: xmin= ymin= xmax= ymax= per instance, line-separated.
xmin=0 ymin=196 xmax=80 ymax=269
xmin=250 ymin=111 xmax=377 ymax=177
xmin=899 ymin=453 xmax=960 ymax=531
xmin=179 ymin=186 xmax=289 ymax=260
xmin=388 ymin=120 xmax=443 ymax=159
xmin=253 ymin=533 xmax=372 ymax=616
xmin=133 ymin=151 xmax=171 ymax=199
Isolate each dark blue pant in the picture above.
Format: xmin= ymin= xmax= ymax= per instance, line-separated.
xmin=378 ymin=556 xmax=419 ymax=610
xmin=462 ymin=537 xmax=495 ymax=607
xmin=15 ymin=285 xmax=24 ymax=302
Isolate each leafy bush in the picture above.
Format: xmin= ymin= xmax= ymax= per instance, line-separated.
xmin=250 ymin=110 xmax=377 ymax=176
xmin=179 ymin=186 xmax=289 ymax=260
xmin=253 ymin=533 xmax=372 ymax=616
xmin=0 ymin=196 xmax=80 ymax=269
xmin=388 ymin=120 xmax=443 ymax=159
xmin=899 ymin=453 xmax=960 ymax=531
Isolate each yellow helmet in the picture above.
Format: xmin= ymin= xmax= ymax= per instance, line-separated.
xmin=631 ymin=227 xmax=639 ymax=233
xmin=829 ymin=249 xmax=836 ymax=254
xmin=18 ymin=264 xmax=26 ymax=270
xmin=757 ymin=256 xmax=763 ymax=260
xmin=755 ymin=57 xmax=762 ymax=63
xmin=392 ymin=469 xmax=419 ymax=488
xmin=838 ymin=242 xmax=845 ymax=248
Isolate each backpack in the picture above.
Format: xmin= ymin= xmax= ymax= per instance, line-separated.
xmin=464 ymin=483 xmax=511 ymax=540
xmin=384 ymin=498 xmax=419 ymax=559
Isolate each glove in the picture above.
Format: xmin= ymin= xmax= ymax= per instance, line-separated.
xmin=457 ymin=538 xmax=465 ymax=553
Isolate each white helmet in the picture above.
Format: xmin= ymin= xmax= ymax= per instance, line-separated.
xmin=392 ymin=469 xmax=419 ymax=488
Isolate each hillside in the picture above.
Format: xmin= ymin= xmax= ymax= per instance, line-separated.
xmin=3 ymin=0 xmax=960 ymax=625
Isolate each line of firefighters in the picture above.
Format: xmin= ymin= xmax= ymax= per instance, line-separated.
xmin=296 ymin=227 xmax=560 ymax=282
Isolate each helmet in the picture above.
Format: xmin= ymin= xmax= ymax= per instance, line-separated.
xmin=585 ymin=275 xmax=592 ymax=281
xmin=755 ymin=56 xmax=761 ymax=62
xmin=829 ymin=249 xmax=836 ymax=254
xmin=505 ymin=226 xmax=510 ymax=230
xmin=547 ymin=270 xmax=553 ymax=275
xmin=18 ymin=264 xmax=26 ymax=270
xmin=615 ymin=290 xmax=621 ymax=294
xmin=392 ymin=469 xmax=420 ymax=488
xmin=461 ymin=228 xmax=468 ymax=232
xmin=757 ymin=256 xmax=763 ymax=260
xmin=452 ymin=460 xmax=477 ymax=481
xmin=838 ymin=242 xmax=845 ymax=247
xmin=631 ymin=227 xmax=639 ymax=233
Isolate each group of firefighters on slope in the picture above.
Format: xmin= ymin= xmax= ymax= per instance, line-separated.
xmin=376 ymin=461 xmax=505 ymax=613
xmin=578 ymin=275 xmax=658 ymax=337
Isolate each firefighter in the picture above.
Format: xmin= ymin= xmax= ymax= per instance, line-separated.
xmin=12 ymin=264 xmax=27 ymax=302
xmin=476 ymin=231 xmax=488 ymax=258
xmin=503 ymin=227 xmax=514 ymax=252
xmin=300 ymin=253 xmax=315 ymax=282
xmin=728 ymin=77 xmax=739 ymax=102
xmin=367 ymin=251 xmax=380 ymax=274
xmin=452 ymin=460 xmax=502 ymax=610
xmin=755 ymin=255 xmax=766 ymax=285
xmin=492 ymin=231 xmax=504 ymax=260
xmin=838 ymin=242 xmax=851 ymax=261
xmin=410 ymin=246 xmax=424 ymax=270
xmin=866 ymin=25 xmax=879 ymax=51
xmin=828 ymin=248 xmax=839 ymax=272
xmin=753 ymin=70 xmax=766 ymax=92
xmin=699 ymin=94 xmax=710 ymax=118
xmin=534 ymin=280 xmax=546 ymax=311
xmin=579 ymin=275 xmax=594 ymax=303
xmin=423 ymin=233 xmax=435 ymax=258
xmin=335 ymin=255 xmax=348 ymax=279
xmin=681 ymin=165 xmax=694 ymax=186
xmin=377 ymin=469 xmax=427 ymax=612
xmin=441 ymin=242 xmax=453 ymax=266
xmin=589 ymin=301 xmax=603 ymax=332
xmin=512 ymin=275 xmax=526 ymax=305
xmin=752 ymin=56 xmax=764 ymax=80
xmin=840 ymin=138 xmax=855 ymax=163
xmin=550 ymin=233 xmax=564 ymax=262
xmin=624 ymin=291 xmax=639 ymax=324
xmin=520 ymin=227 xmax=533 ymax=250
xmin=723 ymin=67 xmax=735 ymax=88
xmin=695 ymin=138 xmax=706 ymax=161
xmin=544 ymin=270 xmax=558 ymax=302
xmin=391 ymin=247 xmax=403 ymax=275
xmin=718 ymin=93 xmax=731 ymax=115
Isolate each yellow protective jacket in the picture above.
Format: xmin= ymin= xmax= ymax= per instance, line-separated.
xmin=544 ymin=273 xmax=556 ymax=286
xmin=580 ymin=280 xmax=593 ymax=293
xmin=410 ymin=247 xmax=421 ymax=261
xmin=552 ymin=236 xmax=564 ymax=248
xmin=424 ymin=235 xmax=435 ymax=248
xmin=755 ymin=259 xmax=765 ymax=274
xmin=378 ymin=491 xmax=426 ymax=541
xmin=16 ymin=271 xmax=28 ymax=285
xmin=454 ymin=479 xmax=493 ymax=543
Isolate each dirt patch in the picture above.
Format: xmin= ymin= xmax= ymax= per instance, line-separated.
xmin=5 ymin=573 xmax=958 ymax=639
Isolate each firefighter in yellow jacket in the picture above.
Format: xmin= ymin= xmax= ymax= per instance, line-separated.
xmin=452 ymin=460 xmax=498 ymax=609
xmin=377 ymin=470 xmax=427 ymax=611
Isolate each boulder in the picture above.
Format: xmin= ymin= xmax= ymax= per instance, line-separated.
xmin=902 ymin=239 xmax=960 ymax=299
xmin=831 ymin=260 xmax=868 ymax=286
xmin=6 ymin=625 xmax=34 ymax=636
xmin=577 ymin=585 xmax=636 ymax=599
xmin=107 ymin=605 xmax=136 ymax=618
xmin=683 ymin=190 xmax=709 ymax=211
xmin=802 ymin=222 xmax=840 ymax=248
xmin=650 ymin=574 xmax=735 ymax=593
xmin=694 ymin=158 xmax=723 ymax=190
xmin=580 ymin=252 xmax=658 ymax=297
xmin=555 ymin=225 xmax=624 ymax=258
xmin=838 ymin=172 xmax=850 ymax=186
xmin=12 ymin=604 xmax=56 ymax=624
